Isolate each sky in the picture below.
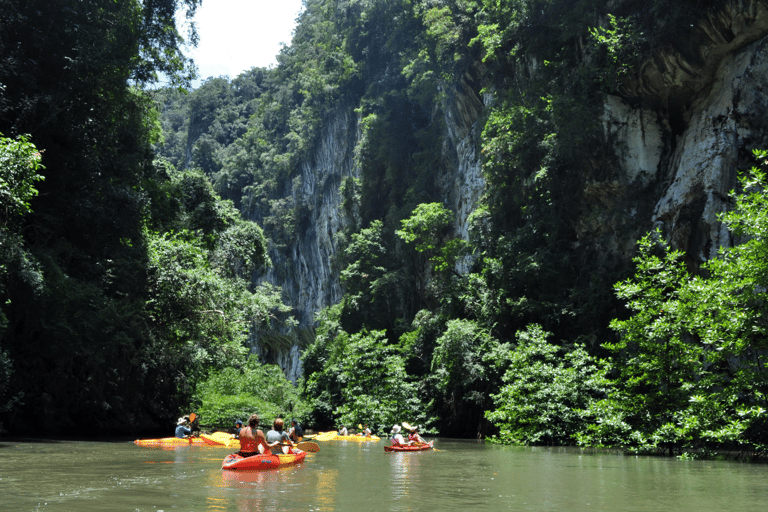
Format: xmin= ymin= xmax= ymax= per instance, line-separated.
xmin=183 ymin=0 xmax=305 ymax=86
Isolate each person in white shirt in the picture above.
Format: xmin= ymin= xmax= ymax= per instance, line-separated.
xmin=390 ymin=424 xmax=410 ymax=446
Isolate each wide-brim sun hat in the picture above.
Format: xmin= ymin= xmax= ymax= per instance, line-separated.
xmin=177 ymin=417 xmax=186 ymax=425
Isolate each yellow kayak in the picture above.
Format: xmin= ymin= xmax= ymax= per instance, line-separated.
xmin=315 ymin=431 xmax=380 ymax=442
xmin=315 ymin=431 xmax=338 ymax=441
xmin=200 ymin=432 xmax=241 ymax=449
xmin=134 ymin=436 xmax=206 ymax=447
xmin=337 ymin=434 xmax=380 ymax=442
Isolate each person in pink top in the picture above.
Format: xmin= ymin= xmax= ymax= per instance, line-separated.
xmin=407 ymin=425 xmax=427 ymax=445
xmin=390 ymin=424 xmax=410 ymax=446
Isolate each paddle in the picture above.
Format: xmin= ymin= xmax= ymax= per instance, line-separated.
xmin=400 ymin=421 xmax=437 ymax=450
xmin=278 ymin=441 xmax=320 ymax=452
xmin=188 ymin=412 xmax=198 ymax=438
xmin=295 ymin=441 xmax=320 ymax=452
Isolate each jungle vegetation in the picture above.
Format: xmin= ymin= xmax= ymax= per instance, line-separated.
xmin=0 ymin=0 xmax=299 ymax=434
xmin=2 ymin=0 xmax=766 ymax=457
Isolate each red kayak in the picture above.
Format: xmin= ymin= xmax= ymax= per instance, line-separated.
xmin=221 ymin=450 xmax=307 ymax=470
xmin=384 ymin=441 xmax=434 ymax=452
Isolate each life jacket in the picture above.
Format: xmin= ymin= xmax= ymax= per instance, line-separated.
xmin=239 ymin=427 xmax=266 ymax=454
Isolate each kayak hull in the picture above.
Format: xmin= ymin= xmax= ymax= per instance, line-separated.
xmin=200 ymin=432 xmax=241 ymax=449
xmin=316 ymin=431 xmax=380 ymax=442
xmin=134 ymin=437 xmax=206 ymax=447
xmin=336 ymin=434 xmax=380 ymax=442
xmin=384 ymin=441 xmax=434 ymax=452
xmin=221 ymin=450 xmax=307 ymax=470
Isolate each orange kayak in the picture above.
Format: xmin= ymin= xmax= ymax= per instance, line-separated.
xmin=384 ymin=441 xmax=433 ymax=452
xmin=221 ymin=450 xmax=307 ymax=470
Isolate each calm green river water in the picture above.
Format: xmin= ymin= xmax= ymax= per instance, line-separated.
xmin=1 ymin=437 xmax=765 ymax=511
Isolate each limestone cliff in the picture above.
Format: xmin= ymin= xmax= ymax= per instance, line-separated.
xmin=598 ymin=0 xmax=768 ymax=265
xmin=254 ymin=0 xmax=768 ymax=381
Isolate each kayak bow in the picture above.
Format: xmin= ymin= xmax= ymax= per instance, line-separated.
xmin=384 ymin=441 xmax=434 ymax=452
xmin=221 ymin=450 xmax=307 ymax=470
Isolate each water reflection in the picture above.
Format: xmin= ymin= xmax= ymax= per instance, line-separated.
xmin=387 ymin=449 xmax=428 ymax=503
xmin=312 ymin=467 xmax=338 ymax=511
xmin=1 ymin=439 xmax=766 ymax=511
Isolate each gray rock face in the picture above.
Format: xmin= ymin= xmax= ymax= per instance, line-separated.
xmin=254 ymin=1 xmax=768 ymax=382
xmin=603 ymin=1 xmax=768 ymax=264
xmin=437 ymin=61 xmax=487 ymax=258
xmin=250 ymin=106 xmax=361 ymax=382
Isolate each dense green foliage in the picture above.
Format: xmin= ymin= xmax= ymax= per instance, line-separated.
xmin=148 ymin=0 xmax=768 ymax=453
xmin=302 ymin=304 xmax=430 ymax=434
xmin=192 ymin=357 xmax=310 ymax=429
xmin=0 ymin=133 xmax=44 ymax=413
xmin=485 ymin=324 xmax=609 ymax=445
xmin=576 ymin=154 xmax=768 ymax=455
xmin=4 ymin=0 xmax=763 ymax=454
xmin=0 ymin=0 xmax=295 ymax=435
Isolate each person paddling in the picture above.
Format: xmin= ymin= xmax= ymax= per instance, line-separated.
xmin=175 ymin=417 xmax=191 ymax=438
xmin=408 ymin=425 xmax=427 ymax=446
xmin=238 ymin=413 xmax=270 ymax=457
xmin=289 ymin=419 xmax=304 ymax=442
xmin=232 ymin=419 xmax=243 ymax=437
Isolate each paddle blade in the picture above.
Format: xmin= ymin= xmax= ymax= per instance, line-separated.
xmin=189 ymin=412 xmax=197 ymax=423
xmin=295 ymin=441 xmax=320 ymax=453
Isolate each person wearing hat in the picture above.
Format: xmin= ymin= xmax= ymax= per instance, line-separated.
xmin=232 ymin=419 xmax=243 ymax=437
xmin=175 ymin=417 xmax=191 ymax=438
xmin=390 ymin=424 xmax=407 ymax=446
xmin=408 ymin=425 xmax=427 ymax=446
xmin=338 ymin=424 xmax=348 ymax=436
xmin=289 ymin=419 xmax=304 ymax=442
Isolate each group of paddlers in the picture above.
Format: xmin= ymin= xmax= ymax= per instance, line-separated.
xmin=390 ymin=423 xmax=427 ymax=447
xmin=337 ymin=423 xmax=372 ymax=437
xmin=237 ymin=413 xmax=304 ymax=457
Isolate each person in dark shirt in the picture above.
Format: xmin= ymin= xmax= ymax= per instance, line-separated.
xmin=289 ymin=419 xmax=304 ymax=442
xmin=175 ymin=417 xmax=191 ymax=438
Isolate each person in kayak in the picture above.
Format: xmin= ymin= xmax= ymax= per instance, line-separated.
xmin=289 ymin=419 xmax=304 ymax=442
xmin=175 ymin=417 xmax=191 ymax=438
xmin=238 ymin=414 xmax=270 ymax=457
xmin=338 ymin=424 xmax=348 ymax=436
xmin=266 ymin=417 xmax=294 ymax=454
xmin=232 ymin=419 xmax=243 ymax=437
xmin=408 ymin=425 xmax=427 ymax=445
xmin=363 ymin=423 xmax=372 ymax=437
xmin=390 ymin=424 xmax=409 ymax=446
